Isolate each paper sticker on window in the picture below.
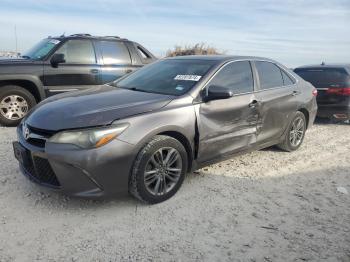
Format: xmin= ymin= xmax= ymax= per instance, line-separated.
xmin=174 ymin=75 xmax=202 ymax=81
xmin=175 ymin=85 xmax=184 ymax=91
xmin=49 ymin=39 xmax=61 ymax=45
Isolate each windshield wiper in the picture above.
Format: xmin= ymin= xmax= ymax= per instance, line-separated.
xmin=115 ymin=85 xmax=168 ymax=95
xmin=21 ymin=55 xmax=31 ymax=59
xmin=130 ymin=87 xmax=160 ymax=94
xmin=116 ymin=85 xmax=151 ymax=93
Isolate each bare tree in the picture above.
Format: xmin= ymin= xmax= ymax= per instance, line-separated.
xmin=166 ymin=43 xmax=223 ymax=57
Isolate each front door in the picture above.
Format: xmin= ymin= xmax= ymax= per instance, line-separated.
xmin=43 ymin=39 xmax=100 ymax=96
xmin=197 ymin=61 xmax=259 ymax=163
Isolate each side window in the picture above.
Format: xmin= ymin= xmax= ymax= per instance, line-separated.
xmin=209 ymin=61 xmax=254 ymax=94
xmin=281 ymin=70 xmax=295 ymax=86
xmin=55 ymin=40 xmax=96 ymax=64
xmin=255 ymin=61 xmax=283 ymax=89
xmin=137 ymin=46 xmax=151 ymax=60
xmin=100 ymin=41 xmax=131 ymax=65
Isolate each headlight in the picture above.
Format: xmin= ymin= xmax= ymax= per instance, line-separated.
xmin=48 ymin=124 xmax=129 ymax=149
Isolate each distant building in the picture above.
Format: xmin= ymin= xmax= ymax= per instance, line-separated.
xmin=0 ymin=51 xmax=20 ymax=58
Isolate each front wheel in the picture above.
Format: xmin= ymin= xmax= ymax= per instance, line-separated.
xmin=129 ymin=135 xmax=188 ymax=204
xmin=0 ymin=85 xmax=37 ymax=126
xmin=277 ymin=111 xmax=306 ymax=152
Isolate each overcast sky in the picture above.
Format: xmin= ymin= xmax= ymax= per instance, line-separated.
xmin=0 ymin=0 xmax=349 ymax=67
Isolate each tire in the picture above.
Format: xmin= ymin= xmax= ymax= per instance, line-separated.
xmin=0 ymin=85 xmax=37 ymax=127
xmin=277 ymin=111 xmax=306 ymax=152
xmin=129 ymin=135 xmax=188 ymax=204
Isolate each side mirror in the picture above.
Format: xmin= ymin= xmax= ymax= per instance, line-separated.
xmin=50 ymin=53 xmax=65 ymax=67
xmin=205 ymin=85 xmax=233 ymax=101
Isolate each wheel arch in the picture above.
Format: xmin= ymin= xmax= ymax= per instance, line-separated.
xmin=298 ymin=108 xmax=310 ymax=129
xmin=129 ymin=125 xmax=195 ymax=173
xmin=0 ymin=77 xmax=44 ymax=103
xmin=158 ymin=131 xmax=194 ymax=172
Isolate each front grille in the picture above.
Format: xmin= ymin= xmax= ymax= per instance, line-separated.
xmin=22 ymin=155 xmax=61 ymax=188
xmin=27 ymin=137 xmax=46 ymax=148
xmin=28 ymin=125 xmax=56 ymax=137
xmin=22 ymin=124 xmax=56 ymax=148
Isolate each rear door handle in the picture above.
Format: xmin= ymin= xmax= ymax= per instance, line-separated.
xmin=90 ymin=69 xmax=99 ymax=74
xmin=292 ymin=90 xmax=301 ymax=96
xmin=249 ymin=100 xmax=260 ymax=108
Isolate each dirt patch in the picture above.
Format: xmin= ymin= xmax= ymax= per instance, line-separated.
xmin=0 ymin=122 xmax=349 ymax=261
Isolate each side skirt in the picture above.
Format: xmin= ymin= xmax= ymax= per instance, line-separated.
xmin=190 ymin=137 xmax=284 ymax=172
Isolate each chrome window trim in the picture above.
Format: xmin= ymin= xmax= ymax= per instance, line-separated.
xmin=200 ymin=59 xmax=298 ymax=99
xmin=48 ymin=89 xmax=80 ymax=92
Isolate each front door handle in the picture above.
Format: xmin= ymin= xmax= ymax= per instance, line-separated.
xmin=90 ymin=69 xmax=99 ymax=74
xmin=292 ymin=90 xmax=301 ymax=96
xmin=249 ymin=100 xmax=260 ymax=108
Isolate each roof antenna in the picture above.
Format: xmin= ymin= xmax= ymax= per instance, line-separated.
xmin=321 ymin=61 xmax=325 ymax=66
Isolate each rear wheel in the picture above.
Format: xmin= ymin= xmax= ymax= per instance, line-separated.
xmin=277 ymin=111 xmax=306 ymax=152
xmin=129 ymin=135 xmax=188 ymax=204
xmin=0 ymin=85 xmax=36 ymax=126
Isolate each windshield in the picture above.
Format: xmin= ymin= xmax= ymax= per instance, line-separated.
xmin=22 ymin=38 xmax=61 ymax=60
xmin=113 ymin=59 xmax=218 ymax=95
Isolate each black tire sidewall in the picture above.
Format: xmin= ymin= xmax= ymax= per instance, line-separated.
xmin=0 ymin=86 xmax=36 ymax=126
xmin=286 ymin=112 xmax=306 ymax=151
xmin=132 ymin=136 xmax=188 ymax=204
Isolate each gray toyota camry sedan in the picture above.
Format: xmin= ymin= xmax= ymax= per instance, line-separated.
xmin=13 ymin=56 xmax=318 ymax=203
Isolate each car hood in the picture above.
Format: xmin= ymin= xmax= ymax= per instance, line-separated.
xmin=25 ymin=85 xmax=174 ymax=131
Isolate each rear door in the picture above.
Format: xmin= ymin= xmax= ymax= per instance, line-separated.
xmin=96 ymin=40 xmax=139 ymax=84
xmin=253 ymin=61 xmax=299 ymax=144
xmin=197 ymin=60 xmax=259 ymax=163
xmin=43 ymin=39 xmax=100 ymax=96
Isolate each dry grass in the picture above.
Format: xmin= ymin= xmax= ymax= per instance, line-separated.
xmin=166 ymin=43 xmax=223 ymax=57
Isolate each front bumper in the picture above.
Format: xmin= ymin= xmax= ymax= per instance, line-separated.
xmin=14 ymin=126 xmax=136 ymax=198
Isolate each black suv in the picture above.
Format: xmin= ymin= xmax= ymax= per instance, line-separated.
xmin=294 ymin=64 xmax=350 ymax=121
xmin=0 ymin=34 xmax=156 ymax=126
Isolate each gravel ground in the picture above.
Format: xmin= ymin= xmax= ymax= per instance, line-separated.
xmin=0 ymin=121 xmax=349 ymax=262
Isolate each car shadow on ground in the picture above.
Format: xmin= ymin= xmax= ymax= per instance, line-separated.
xmin=314 ymin=117 xmax=349 ymax=126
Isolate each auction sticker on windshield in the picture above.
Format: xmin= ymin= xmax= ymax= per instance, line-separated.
xmin=174 ymin=75 xmax=202 ymax=81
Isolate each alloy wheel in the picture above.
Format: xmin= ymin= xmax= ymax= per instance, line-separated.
xmin=0 ymin=95 xmax=29 ymax=120
xmin=289 ymin=116 xmax=305 ymax=147
xmin=144 ymin=147 xmax=183 ymax=196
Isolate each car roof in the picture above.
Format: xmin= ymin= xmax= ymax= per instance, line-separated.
xmin=167 ymin=55 xmax=278 ymax=63
xmin=295 ymin=64 xmax=350 ymax=70
xmin=49 ymin=34 xmax=130 ymax=42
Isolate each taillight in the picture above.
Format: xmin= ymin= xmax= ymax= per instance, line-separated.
xmin=326 ymin=87 xmax=350 ymax=96
xmin=312 ymin=89 xmax=318 ymax=96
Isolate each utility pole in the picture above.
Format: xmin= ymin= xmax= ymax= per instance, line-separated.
xmin=14 ymin=25 xmax=18 ymax=54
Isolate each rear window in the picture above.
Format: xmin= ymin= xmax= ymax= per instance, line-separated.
xmin=294 ymin=68 xmax=350 ymax=87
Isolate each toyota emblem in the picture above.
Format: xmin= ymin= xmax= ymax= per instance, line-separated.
xmin=23 ymin=125 xmax=30 ymax=140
